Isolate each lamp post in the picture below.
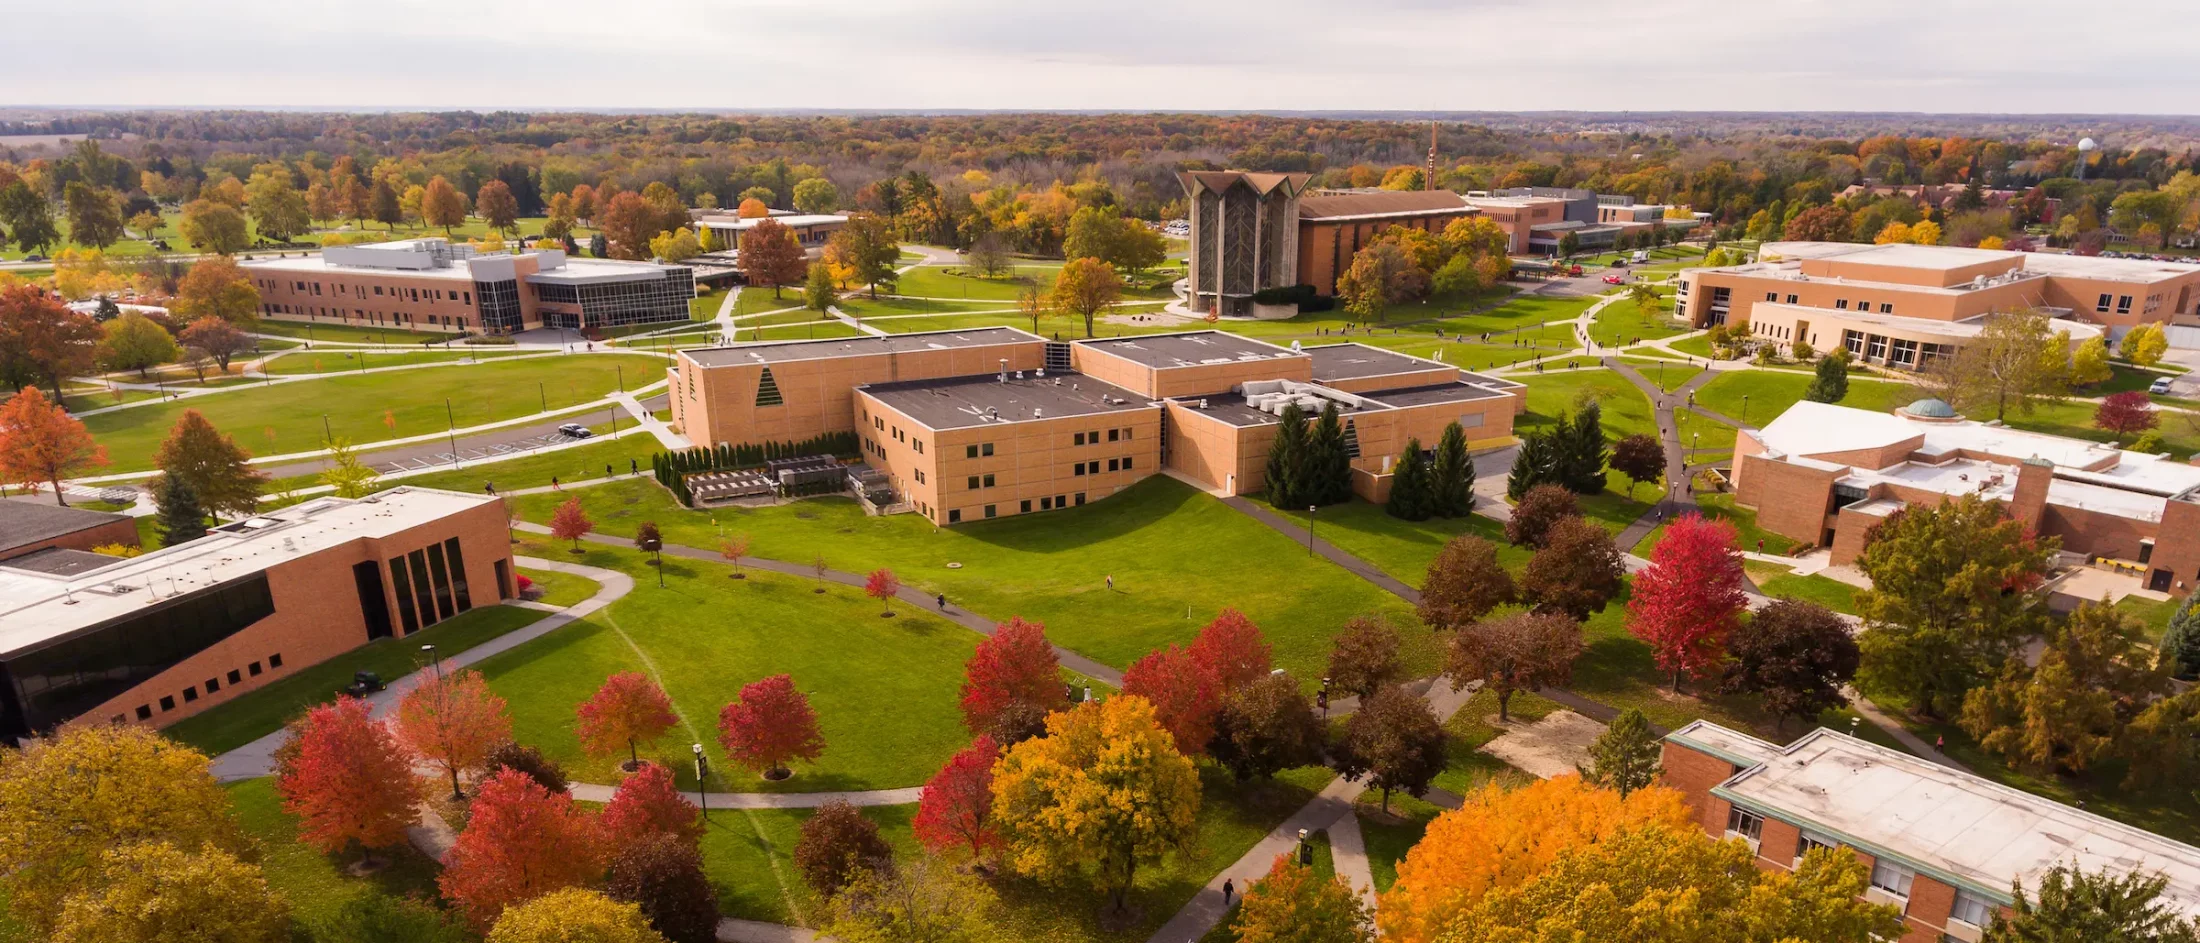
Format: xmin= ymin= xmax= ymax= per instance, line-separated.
xmin=445 ymin=399 xmax=461 ymax=467
xmin=538 ymin=382 xmax=547 ymax=414
xmin=421 ymin=644 xmax=442 ymax=680
xmin=642 ymin=535 xmax=664 ymax=587
xmin=1741 ymin=393 xmax=1749 ymax=424
xmin=1306 ymin=505 xmax=1318 ymax=557
xmin=692 ymin=743 xmax=709 ymax=824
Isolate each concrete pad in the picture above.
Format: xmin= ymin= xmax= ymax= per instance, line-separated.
xmin=1478 ymin=709 xmax=1606 ymax=780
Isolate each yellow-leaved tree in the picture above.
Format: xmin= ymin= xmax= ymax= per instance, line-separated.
xmin=486 ymin=888 xmax=667 ymax=943
xmin=1236 ymin=852 xmax=1374 ymax=943
xmin=0 ymin=725 xmax=251 ymax=934
xmin=1377 ymin=776 xmax=1691 ymax=943
xmin=51 ymin=840 xmax=289 ymax=943
xmin=991 ymin=695 xmax=1199 ymax=918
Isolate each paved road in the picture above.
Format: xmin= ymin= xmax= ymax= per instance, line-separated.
xmin=256 ymin=393 xmax=668 ymax=480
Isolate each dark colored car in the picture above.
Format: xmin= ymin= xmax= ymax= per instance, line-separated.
xmin=344 ymin=671 xmax=385 ymax=697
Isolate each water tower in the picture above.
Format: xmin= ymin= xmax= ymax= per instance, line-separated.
xmin=2077 ymin=137 xmax=2098 ymax=180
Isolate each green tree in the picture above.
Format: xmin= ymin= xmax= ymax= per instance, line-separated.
xmin=319 ymin=437 xmax=380 ymax=498
xmin=1805 ymin=349 xmax=1851 ymax=402
xmin=2069 ymin=335 xmax=2113 ymax=387
xmin=52 ymin=841 xmax=288 ymax=943
xmin=824 ymin=213 xmax=900 ymax=299
xmin=178 ymin=199 xmax=250 ymax=255
xmin=1264 ymin=402 xmax=1309 ymax=508
xmin=0 ymin=181 xmax=61 ymax=253
xmin=1983 ymin=863 xmax=2199 ymax=943
xmin=369 ymin=178 xmax=404 ymax=230
xmin=1917 ymin=309 xmax=2068 ymax=422
xmin=155 ymin=475 xmax=209 ymax=544
xmin=823 ymin=857 xmax=1003 ymax=943
xmin=1855 ymin=495 xmax=2057 ymax=718
xmin=97 ymin=312 xmax=179 ymax=377
xmin=803 ymin=261 xmax=835 ymax=314
xmin=1234 ymin=852 xmax=1375 ymax=943
xmin=244 ymin=170 xmax=311 ymax=243
xmin=1556 ymin=400 xmax=1608 ymax=494
xmin=2122 ymin=323 xmax=2170 ymax=368
xmin=1505 ymin=427 xmax=1559 ymax=500
xmin=153 ymin=410 xmax=271 ymax=519
xmin=2161 ymin=593 xmax=2200 ymax=680
xmin=1960 ymin=599 xmax=2168 ymax=775
xmin=1336 ymin=241 xmax=1413 ymax=321
xmin=63 ymin=182 xmax=126 ymax=249
xmin=791 ymin=177 xmax=841 ymax=215
xmin=1429 ymin=421 xmax=1473 ymax=517
xmin=2109 ymin=191 xmax=2184 ymax=249
xmin=1577 ymin=708 xmax=1661 ymax=798
xmin=1386 ymin=440 xmax=1434 ymax=521
xmin=1305 ymin=401 xmax=1352 ymax=506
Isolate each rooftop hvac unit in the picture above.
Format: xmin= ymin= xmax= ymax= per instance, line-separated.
xmin=1034 ymin=408 xmax=1044 ymax=418
xmin=1198 ymin=399 xmax=1209 ymax=408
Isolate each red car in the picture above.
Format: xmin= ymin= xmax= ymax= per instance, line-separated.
xmin=1602 ymin=274 xmax=1626 ymax=285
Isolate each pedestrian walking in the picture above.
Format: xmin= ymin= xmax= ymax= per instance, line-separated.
xmin=1105 ymin=574 xmax=1115 ymax=592
xmin=606 ymin=463 xmax=614 ymax=478
xmin=936 ymin=593 xmax=946 ymax=610
xmin=630 ymin=458 xmax=639 ymax=475
xmin=1223 ymin=879 xmax=1235 ymax=907
xmin=551 ymin=475 xmax=560 ymax=490
xmin=1936 ymin=734 xmax=1945 ymax=751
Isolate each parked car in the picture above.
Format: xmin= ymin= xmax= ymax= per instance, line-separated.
xmin=1568 ymin=264 xmax=1585 ymax=277
xmin=22 ymin=253 xmax=45 ymax=262
xmin=344 ymin=671 xmax=385 ymax=697
xmin=1602 ymin=274 xmax=1626 ymax=285
xmin=558 ymin=423 xmax=594 ymax=439
xmin=1609 ymin=258 xmax=1628 ymax=268
xmin=2151 ymin=376 xmax=2175 ymax=395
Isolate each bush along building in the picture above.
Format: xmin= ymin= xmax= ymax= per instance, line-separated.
xmin=664 ymin=327 xmax=1524 ymax=524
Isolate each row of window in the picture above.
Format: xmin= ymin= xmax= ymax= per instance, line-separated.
xmin=945 ymin=492 xmax=1088 ymax=523
xmin=261 ymin=304 xmax=451 ymax=329
xmin=389 ymin=538 xmax=474 ymax=635
xmin=2097 ymin=292 xmax=2137 ymax=316
xmin=1728 ymin=805 xmax=1994 ymax=927
xmin=260 ymin=277 xmax=475 ymax=306
xmin=1071 ymin=427 xmax=1135 ymax=446
xmin=1075 ymin=456 xmax=1136 ymax=476
xmin=128 ymin=654 xmax=283 ymax=721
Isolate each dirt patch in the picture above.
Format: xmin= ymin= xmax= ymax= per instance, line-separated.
xmin=1477 ymin=709 xmax=1606 ymax=779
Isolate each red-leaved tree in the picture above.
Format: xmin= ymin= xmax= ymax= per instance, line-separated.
xmin=550 ymin=495 xmax=593 ymax=551
xmin=274 ymin=696 xmax=417 ymax=866
xmin=2095 ymin=390 xmax=2159 ymax=437
xmin=396 ymin=669 xmax=512 ymax=800
xmin=717 ymin=674 xmax=826 ymax=780
xmin=1187 ymin=608 xmax=1273 ymax=693
xmin=600 ymin=761 xmax=702 ymax=851
xmin=1626 ymin=513 xmax=1748 ymax=692
xmin=912 ymin=734 xmax=1001 ymax=863
xmin=865 ymin=567 xmax=899 ymax=615
xmin=439 ymin=768 xmax=608 ymax=931
xmin=958 ymin=616 xmax=1067 ymax=737
xmin=576 ymin=672 xmax=679 ymax=771
xmin=1120 ymin=643 xmax=1223 ymax=756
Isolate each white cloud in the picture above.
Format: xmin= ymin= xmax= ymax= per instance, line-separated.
xmin=2 ymin=0 xmax=2192 ymax=112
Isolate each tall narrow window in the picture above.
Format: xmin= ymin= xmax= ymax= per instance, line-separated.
xmin=390 ymin=556 xmax=421 ymax=633
xmin=755 ymin=367 xmax=784 ymax=406
xmin=426 ymin=542 xmax=457 ymax=620
xmin=444 ymin=538 xmax=472 ymax=612
xmin=408 ymin=550 xmax=439 ymax=630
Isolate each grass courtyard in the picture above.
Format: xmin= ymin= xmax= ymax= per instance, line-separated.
xmin=82 ymin=353 xmax=668 ymax=472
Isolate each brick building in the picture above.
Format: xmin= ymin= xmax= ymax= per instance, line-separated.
xmin=0 ymin=487 xmax=515 ymax=742
xmin=1677 ymin=242 xmax=2200 ymax=366
xmin=0 ymin=501 xmax=139 ymax=563
xmin=1731 ymin=399 xmax=2200 ymax=593
xmin=243 ymin=238 xmax=696 ymax=335
xmin=690 ymin=212 xmax=847 ymax=257
xmin=1664 ymin=721 xmax=2200 ymax=942
xmin=666 ymin=328 xmax=1523 ymax=524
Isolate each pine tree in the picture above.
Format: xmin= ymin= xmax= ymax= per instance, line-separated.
xmin=1387 ymin=440 xmax=1433 ymax=521
xmin=2163 ymin=594 xmax=2200 ymax=681
xmin=1805 ymin=351 xmax=1849 ymax=403
xmin=1558 ymin=401 xmax=1608 ymax=494
xmin=1430 ymin=421 xmax=1472 ymax=518
xmin=155 ymin=475 xmax=208 ymax=545
xmin=1578 ymin=707 xmax=1661 ymax=798
xmin=1307 ymin=401 xmax=1351 ymax=506
xmin=1506 ymin=428 xmax=1558 ymax=500
xmin=1264 ymin=403 xmax=1307 ymax=507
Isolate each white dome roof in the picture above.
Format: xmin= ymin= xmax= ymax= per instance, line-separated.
xmin=2078 ymin=137 xmax=2099 ymax=151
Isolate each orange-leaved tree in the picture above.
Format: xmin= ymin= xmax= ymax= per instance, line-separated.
xmin=575 ymin=671 xmax=679 ymax=771
xmin=274 ymin=696 xmax=417 ymax=866
xmin=438 ymin=768 xmax=608 ymax=931
xmin=0 ymin=386 xmax=107 ymax=506
xmin=396 ymin=669 xmax=512 ymax=800
xmin=550 ymin=495 xmax=594 ymax=552
xmin=716 ymin=674 xmax=825 ymax=780
xmin=1377 ymin=776 xmax=1691 ymax=943
xmin=738 ymin=218 xmax=808 ymax=298
xmin=599 ymin=761 xmax=702 ymax=852
xmin=864 ymin=567 xmax=899 ymax=615
xmin=1237 ymin=851 xmax=1375 ymax=943
xmin=1050 ymin=256 xmax=1122 ymax=338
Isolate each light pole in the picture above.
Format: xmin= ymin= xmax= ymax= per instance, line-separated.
xmin=643 ymin=534 xmax=664 ymax=587
xmin=421 ymin=644 xmax=442 ymax=679
xmin=1741 ymin=393 xmax=1749 ymax=424
xmin=538 ymin=382 xmax=547 ymax=414
xmin=445 ymin=399 xmax=461 ymax=467
xmin=1306 ymin=505 xmax=1318 ymax=557
xmin=692 ymin=743 xmax=709 ymax=824
xmin=322 ymin=414 xmax=332 ymax=444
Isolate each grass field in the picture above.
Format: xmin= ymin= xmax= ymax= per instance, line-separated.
xmin=82 ymin=353 xmax=668 ymax=472
xmin=1634 ymin=489 xmax=1797 ymax=557
xmin=254 ymin=321 xmax=456 ymax=345
xmin=163 ymin=604 xmax=550 ymax=755
xmin=257 ymin=348 xmax=535 ymax=376
xmin=512 ymin=476 xmax=1434 ymax=685
xmin=481 ymin=537 xmax=982 ymax=791
xmin=732 ymin=287 xmax=810 ymax=316
xmin=1691 ymin=368 xmax=1913 ymax=427
xmin=1745 ymin=560 xmax=1861 ymax=614
xmin=1249 ymin=497 xmax=1526 ymax=589
xmin=1587 ymin=292 xmax=1687 ymax=348
xmin=398 ymin=433 xmax=665 ymax=494
xmin=516 ymin=567 xmax=601 ymax=608
xmin=1516 ymin=369 xmax=1658 ymax=441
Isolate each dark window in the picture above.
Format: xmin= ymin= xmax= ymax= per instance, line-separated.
xmin=355 ymin=560 xmax=392 ymax=640
xmin=1073 ymin=432 xmax=1086 ymax=445
xmin=160 ymin=696 xmax=175 ymax=711
xmin=1109 ymin=429 xmax=1120 ymax=442
xmin=268 ymin=653 xmax=282 ymax=669
xmin=755 ymin=367 xmax=784 ymax=407
xmin=983 ymin=474 xmax=995 ymax=487
xmin=1021 ymin=500 xmax=1032 ymax=513
xmin=135 ymin=704 xmax=152 ymax=720
xmin=948 ymin=509 xmax=962 ymax=523
xmin=205 ymin=677 xmax=220 ymax=693
xmin=248 ymin=662 xmax=262 ymax=676
xmin=1076 ymin=492 xmax=1086 ymax=505
xmin=966 ymin=445 xmax=979 ymax=458
xmin=227 ymin=670 xmax=241 ymax=684
xmin=1074 ymin=464 xmax=1087 ymax=477
xmin=1109 ymin=458 xmax=1120 ymax=472
xmin=982 ymin=443 xmax=994 ymax=457
xmin=426 ymin=543 xmax=457 ymax=620
xmin=407 ymin=551 xmax=437 ymax=629
xmin=182 ymin=686 xmax=197 ymax=702
xmin=445 ymin=539 xmax=472 ymax=613
xmin=984 ymin=505 xmax=997 ymax=519
xmin=0 ymin=573 xmax=274 ymax=735
xmin=967 ymin=475 xmax=980 ymax=489
xmin=389 ymin=556 xmax=421 ymax=633
xmin=1041 ymin=497 xmax=1053 ymax=510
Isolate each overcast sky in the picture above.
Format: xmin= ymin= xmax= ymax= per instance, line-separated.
xmin=4 ymin=0 xmax=2193 ymax=114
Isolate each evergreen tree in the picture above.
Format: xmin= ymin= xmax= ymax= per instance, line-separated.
xmin=1386 ymin=440 xmax=1433 ymax=521
xmin=1264 ymin=403 xmax=1307 ymax=508
xmin=1430 ymin=421 xmax=1472 ymax=518
xmin=1306 ymin=401 xmax=1352 ymax=506
xmin=1805 ymin=351 xmax=1850 ymax=403
xmin=1506 ymin=429 xmax=1559 ymax=500
xmin=1558 ymin=400 xmax=1608 ymax=494
xmin=2164 ymin=594 xmax=2200 ymax=681
xmin=1578 ymin=707 xmax=1661 ymax=798
xmin=589 ymin=232 xmax=609 ymax=258
xmin=156 ymin=476 xmax=208 ymax=545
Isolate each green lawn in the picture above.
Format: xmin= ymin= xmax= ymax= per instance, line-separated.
xmin=2117 ymin=593 xmax=2181 ymax=635
xmin=744 ymin=321 xmax=865 ymax=342
xmin=82 ymin=353 xmax=668 ymax=473
xmin=254 ymin=321 xmax=456 ymax=345
xmin=832 ymin=296 xmax=1008 ymax=319
xmin=398 ymin=433 xmax=665 ymax=494
xmin=1665 ymin=334 xmax=1719 ymax=360
xmin=1674 ymin=408 xmax=1737 ymax=450
xmin=517 ymin=567 xmax=602 ymax=608
xmin=1516 ymin=369 xmax=1658 ymax=441
xmin=733 ymin=287 xmax=810 ymax=316
xmin=1989 ymin=398 xmax=2200 ymax=458
xmin=1691 ymin=369 xmax=1913 ymax=427
xmin=1432 ymin=687 xmax=1550 ymax=798
xmin=688 ymin=294 xmax=721 ymax=321
xmin=257 ymin=348 xmax=534 ymax=376
xmin=1634 ymin=489 xmax=1797 ymax=557
xmin=1250 ymin=497 xmax=1525 ymax=589
xmin=511 ymin=476 xmax=1434 ymax=686
xmin=483 ymin=536 xmax=981 ymax=792
xmin=1587 ymin=292 xmax=1687 ymax=348
xmin=1359 ymin=794 xmax=1447 ymax=894
xmin=1618 ymin=359 xmax=1702 ymax=393
xmin=227 ymin=779 xmax=463 ymax=943
xmin=891 ymin=265 xmax=1047 ymax=301
xmin=1744 ymin=560 xmax=1861 ymax=614
xmin=162 ymin=604 xmax=550 ymax=755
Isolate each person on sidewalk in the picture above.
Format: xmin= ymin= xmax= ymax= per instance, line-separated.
xmin=1222 ymin=878 xmax=1235 ymax=908
xmin=936 ymin=593 xmax=946 ymax=610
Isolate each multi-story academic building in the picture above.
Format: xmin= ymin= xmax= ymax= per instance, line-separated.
xmin=666 ymin=327 xmax=1524 ymax=524
xmin=1665 ymin=721 xmax=2200 ymax=942
xmin=1733 ymin=398 xmax=2200 ymax=594
xmin=1677 ymin=241 xmax=2200 ymax=368
xmin=242 ymin=238 xmax=697 ymax=335
xmin=0 ymin=488 xmax=515 ymax=742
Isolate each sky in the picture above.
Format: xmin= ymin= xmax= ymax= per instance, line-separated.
xmin=3 ymin=0 xmax=2194 ymax=114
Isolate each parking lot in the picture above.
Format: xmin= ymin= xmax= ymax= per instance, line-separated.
xmin=376 ymin=430 xmax=594 ymax=474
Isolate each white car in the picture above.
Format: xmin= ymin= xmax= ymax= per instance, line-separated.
xmin=2151 ymin=377 xmax=2175 ymax=395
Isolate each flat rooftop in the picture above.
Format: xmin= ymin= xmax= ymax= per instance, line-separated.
xmin=1171 ymin=378 xmax=1511 ymax=428
xmin=1076 ymin=331 xmax=1301 ymax=370
xmin=1680 ymin=721 xmax=2200 ymax=912
xmin=1 ymin=547 xmax=123 ymax=577
xmin=680 ymin=327 xmax=1042 ymax=368
xmin=1829 ymin=243 xmax=2026 ymax=272
xmin=243 ymin=250 xmax=684 ymax=285
xmin=1752 ymin=302 xmax=2104 ymax=342
xmin=858 ymin=372 xmax=1150 ymax=430
xmin=1305 ymin=343 xmax=1455 ymax=382
xmin=1758 ymin=241 xmax=2200 ymax=285
xmin=0 ymin=488 xmax=502 ymax=659
xmin=1362 ymin=381 xmax=1515 ymax=408
xmin=0 ymin=500 xmax=130 ymax=554
xmin=693 ymin=213 xmax=847 ymax=230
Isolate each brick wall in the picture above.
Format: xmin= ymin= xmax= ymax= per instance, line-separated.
xmin=0 ymin=515 xmax=139 ymax=562
xmin=1658 ymin=740 xmax=1741 ymax=836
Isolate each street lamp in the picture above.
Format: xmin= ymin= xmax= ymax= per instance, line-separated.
xmin=642 ymin=535 xmax=664 ymax=587
xmin=1741 ymin=393 xmax=1749 ymax=424
xmin=421 ymin=644 xmax=442 ymax=679
xmin=445 ymin=399 xmax=461 ymax=467
xmin=692 ymin=743 xmax=709 ymax=824
xmin=1306 ymin=505 xmax=1318 ymax=557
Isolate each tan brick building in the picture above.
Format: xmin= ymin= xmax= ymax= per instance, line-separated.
xmin=1731 ymin=399 xmax=2200 ymax=594
xmin=1677 ymin=241 xmax=2200 ymax=368
xmin=0 ymin=487 xmax=515 ymax=742
xmin=243 ymin=238 xmax=696 ymax=335
xmin=668 ymin=328 xmax=1524 ymax=525
xmin=1665 ymin=721 xmax=2200 ymax=942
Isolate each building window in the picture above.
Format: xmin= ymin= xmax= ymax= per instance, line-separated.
xmin=983 ymin=474 xmax=995 ymax=487
xmin=984 ymin=504 xmax=997 ymax=519
xmin=1041 ymin=496 xmax=1053 ymax=510
xmin=1075 ymin=492 xmax=1086 ymax=505
xmin=1890 ymin=338 xmax=1918 ymax=367
xmin=1836 ymin=299 xmax=1849 ymax=309
xmin=1871 ymin=860 xmax=1915 ymax=899
xmin=1766 ymin=291 xmax=1779 ymax=301
xmin=2118 ymin=295 xmax=2134 ymax=314
xmin=1108 ymin=429 xmax=1120 ymax=442
xmin=948 ymin=509 xmax=962 ymax=523
xmin=1786 ymin=294 xmax=1798 ymax=304
xmin=228 ymin=669 xmax=242 ymax=684
xmin=1123 ymin=456 xmax=1135 ymax=470
xmin=1796 ymin=831 xmax=1838 ymax=865
xmin=1021 ymin=500 xmax=1032 ymax=513
xmin=2099 ymin=293 xmax=2115 ymax=313
xmin=1108 ymin=458 xmax=1120 ymax=472
xmin=1866 ymin=335 xmax=1888 ymax=361
xmin=269 ymin=653 xmax=283 ymax=669
xmin=1950 ymin=890 xmax=1993 ymax=928
xmin=1073 ymin=432 xmax=1086 ymax=446
xmin=248 ymin=661 xmax=262 ymax=676
xmin=1843 ymin=330 xmax=1865 ymax=355
xmin=966 ymin=444 xmax=979 ymax=458
xmin=1879 ymin=302 xmax=1893 ymax=313
xmin=915 ymin=470 xmax=925 ymax=484
xmin=182 ymin=686 xmax=198 ymax=702
xmin=205 ymin=677 xmax=220 ymax=693
xmin=136 ymin=705 xmax=152 ymax=720
xmin=1074 ymin=464 xmax=1087 ymax=477
xmin=160 ymin=695 xmax=175 ymax=711
xmin=1724 ymin=807 xmax=1764 ymax=847
xmin=967 ymin=476 xmax=980 ymax=489
xmin=981 ymin=443 xmax=994 ymax=456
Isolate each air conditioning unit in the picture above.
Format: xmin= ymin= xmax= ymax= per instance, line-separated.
xmin=1943 ymin=918 xmax=1984 ymax=943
